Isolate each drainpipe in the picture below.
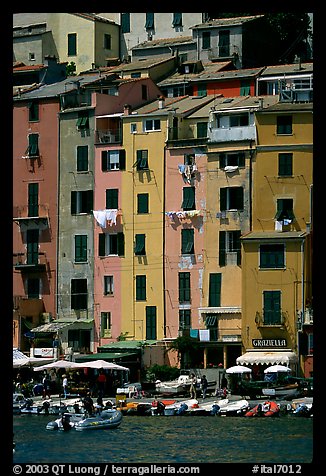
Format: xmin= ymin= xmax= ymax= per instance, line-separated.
xmin=56 ymin=110 xmax=61 ymax=321
xmin=163 ymin=145 xmax=167 ymax=341
xmin=298 ymin=237 xmax=305 ymax=376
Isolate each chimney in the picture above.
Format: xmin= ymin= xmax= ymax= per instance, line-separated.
xmin=158 ymin=96 xmax=165 ymax=109
xmin=258 ymin=97 xmax=264 ymax=110
xmin=124 ymin=104 xmax=132 ymax=115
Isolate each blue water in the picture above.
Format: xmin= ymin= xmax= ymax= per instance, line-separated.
xmin=13 ymin=414 xmax=312 ymax=464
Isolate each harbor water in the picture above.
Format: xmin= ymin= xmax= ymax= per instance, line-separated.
xmin=13 ymin=413 xmax=313 ymax=464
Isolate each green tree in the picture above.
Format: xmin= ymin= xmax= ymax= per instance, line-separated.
xmin=168 ymin=336 xmax=201 ymax=368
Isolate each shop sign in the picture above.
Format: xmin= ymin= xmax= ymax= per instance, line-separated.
xmin=252 ymin=339 xmax=287 ymax=348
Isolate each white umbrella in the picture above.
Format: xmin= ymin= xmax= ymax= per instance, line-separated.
xmin=13 ymin=348 xmax=55 ymax=368
xmin=33 ymin=360 xmax=82 ymax=371
xmin=264 ymin=365 xmax=291 ymax=373
xmin=226 ymin=365 xmax=252 ymax=374
xmin=76 ymin=359 xmax=129 ymax=371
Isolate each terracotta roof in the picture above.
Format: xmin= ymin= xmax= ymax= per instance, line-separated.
xmin=132 ymin=36 xmax=195 ymax=50
xmin=190 ymin=15 xmax=265 ymax=29
xmin=260 ymin=62 xmax=313 ymax=77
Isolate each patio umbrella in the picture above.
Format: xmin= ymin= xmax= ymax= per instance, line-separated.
xmin=33 ymin=360 xmax=82 ymax=371
xmin=76 ymin=359 xmax=129 ymax=371
xmin=226 ymin=365 xmax=252 ymax=374
xmin=13 ymin=348 xmax=55 ymax=368
xmin=264 ymin=365 xmax=291 ymax=373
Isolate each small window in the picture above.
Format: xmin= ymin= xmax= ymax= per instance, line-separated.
xmin=27 ymin=134 xmax=39 ymax=157
xmin=134 ymin=150 xmax=148 ymax=170
xmin=240 ymin=80 xmax=251 ymax=96
xmin=209 ymin=273 xmax=221 ymax=307
xmin=220 ymin=152 xmax=245 ymax=168
xmin=230 ymin=114 xmax=249 ymax=127
xmin=137 ymin=193 xmax=149 ymax=214
xmin=263 ymin=290 xmax=281 ymax=325
xmin=184 ymin=154 xmax=195 ymax=166
xmin=219 ymin=230 xmax=241 ymax=266
xmin=172 ymin=13 xmax=183 ymax=27
xmin=144 ymin=119 xmax=160 ymax=131
xmin=181 ymin=187 xmax=195 ymax=210
xmin=179 ymin=309 xmax=191 ymax=330
xmin=104 ymin=34 xmax=111 ymax=50
xmin=27 ymin=278 xmax=40 ymax=299
xmin=131 ymin=72 xmax=141 ymax=78
xmin=77 ymin=145 xmax=88 ymax=172
xmin=101 ymin=312 xmax=112 ymax=337
xmin=131 ymin=124 xmax=137 ymax=133
xmin=106 ymin=188 xmax=119 ymax=209
xmin=197 ymin=84 xmax=207 ymax=97
xmin=275 ymin=199 xmax=294 ymax=222
xmin=219 ymin=30 xmax=230 ymax=57
xmin=181 ymin=228 xmax=194 ymax=255
xmin=277 ymin=115 xmax=292 ymax=135
xmin=99 ymin=233 xmax=124 ymax=257
xmin=28 ymin=101 xmax=39 ymax=122
xmin=145 ymin=13 xmax=154 ymax=30
xmin=220 ymin=187 xmax=244 ymax=211
xmin=68 ymin=33 xmax=77 ymax=56
xmin=136 ymin=275 xmax=146 ymax=300
xmin=135 ymin=234 xmax=146 ymax=256
xmin=260 ymin=244 xmax=285 ymax=269
xmin=75 ymin=235 xmax=88 ymax=263
xmin=71 ymin=278 xmax=87 ymax=310
xmin=278 ymin=153 xmax=293 ymax=176
xmin=121 ymin=13 xmax=130 ymax=33
xmin=104 ymin=276 xmax=114 ymax=295
xmin=28 ymin=183 xmax=39 ymax=217
xmin=29 ymin=52 xmax=35 ymax=61
xmin=179 ymin=272 xmax=190 ymax=303
xmin=102 ymin=150 xmax=126 ymax=171
xmin=202 ymin=31 xmax=211 ymax=49
xmin=71 ymin=190 xmax=93 ymax=214
xmin=146 ymin=306 xmax=157 ymax=340
xmin=76 ymin=111 xmax=89 ymax=129
xmin=142 ymin=84 xmax=148 ymax=100
xmin=197 ymin=122 xmax=207 ymax=138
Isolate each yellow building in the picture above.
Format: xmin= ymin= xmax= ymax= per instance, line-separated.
xmin=239 ymin=101 xmax=313 ymax=377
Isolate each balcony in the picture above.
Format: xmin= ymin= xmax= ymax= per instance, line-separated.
xmin=13 ymin=252 xmax=47 ymax=272
xmin=95 ymin=128 xmax=122 ymax=144
xmin=208 ymin=125 xmax=256 ymax=143
xmin=255 ymin=311 xmax=286 ymax=328
xmin=13 ymin=205 xmax=49 ymax=230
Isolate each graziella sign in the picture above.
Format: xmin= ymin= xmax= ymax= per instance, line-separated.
xmin=252 ymin=339 xmax=287 ymax=348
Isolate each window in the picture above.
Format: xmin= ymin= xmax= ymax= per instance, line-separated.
xmin=134 ymin=150 xmax=149 ymax=170
xmin=71 ymin=278 xmax=87 ymax=310
xmin=240 ymin=80 xmax=251 ymax=96
xmin=219 ymin=30 xmax=230 ymax=57
xmin=197 ymin=84 xmax=207 ymax=97
xmin=202 ymin=31 xmax=211 ymax=49
xmin=68 ymin=33 xmax=77 ymax=56
xmin=28 ymin=101 xmax=39 ymax=121
xmin=99 ymin=233 xmax=125 ymax=256
xmin=136 ymin=275 xmax=146 ymax=300
xmin=230 ymin=113 xmax=249 ymax=127
xmin=121 ymin=13 xmax=130 ymax=33
xmin=197 ymin=122 xmax=207 ymax=138
xmin=101 ymin=312 xmax=111 ymax=338
xmin=71 ymin=190 xmax=93 ymax=214
xmin=145 ymin=13 xmax=154 ymax=30
xmin=106 ymin=189 xmax=118 ymax=209
xmin=104 ymin=34 xmax=111 ymax=50
xmin=146 ymin=306 xmax=157 ymax=340
xmin=131 ymin=72 xmax=141 ymax=78
xmin=76 ymin=111 xmax=89 ymax=129
xmin=181 ymin=228 xmax=194 ymax=254
xmin=27 ymin=278 xmax=40 ymax=299
xmin=220 ymin=187 xmax=244 ymax=211
xmin=28 ymin=183 xmax=39 ymax=217
xmin=209 ymin=273 xmax=221 ymax=307
xmin=179 ymin=309 xmax=191 ymax=330
xmin=104 ymin=276 xmax=114 ymax=295
xmin=179 ymin=272 xmax=191 ymax=303
xmin=137 ymin=193 xmax=149 ymax=214
xmin=101 ymin=150 xmax=126 ymax=171
xmin=172 ymin=13 xmax=183 ymax=27
xmin=131 ymin=124 xmax=137 ymax=133
xmin=277 ymin=115 xmax=292 ymax=135
xmin=135 ymin=234 xmax=146 ymax=256
xmin=275 ymin=199 xmax=294 ymax=222
xmin=219 ymin=230 xmax=241 ymax=266
xmin=260 ymin=244 xmax=285 ymax=269
xmin=184 ymin=154 xmax=195 ymax=166
xmin=27 ymin=134 xmax=39 ymax=157
xmin=181 ymin=187 xmax=195 ymax=210
xmin=278 ymin=153 xmax=293 ymax=176
xmin=75 ymin=235 xmax=88 ymax=263
xmin=263 ymin=290 xmax=281 ymax=325
xmin=29 ymin=52 xmax=35 ymax=61
xmin=26 ymin=229 xmax=39 ymax=265
xmin=144 ymin=119 xmax=160 ymax=131
xmin=220 ymin=152 xmax=245 ymax=168
xmin=77 ymin=146 xmax=88 ymax=172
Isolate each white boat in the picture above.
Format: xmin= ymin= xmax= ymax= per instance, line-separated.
xmin=219 ymin=399 xmax=250 ymax=416
xmin=162 ymin=398 xmax=199 ymax=416
xmin=262 ymin=383 xmax=300 ymax=398
xmin=13 ymin=393 xmax=30 ymax=414
xmin=46 ymin=412 xmax=85 ymax=430
xmin=74 ymin=409 xmax=122 ymax=430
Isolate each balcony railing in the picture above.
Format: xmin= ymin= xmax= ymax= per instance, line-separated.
xmin=255 ymin=311 xmax=286 ymax=327
xmin=13 ymin=204 xmax=49 ymax=229
xmin=208 ymin=125 xmax=256 ymax=143
xmin=13 ymin=252 xmax=47 ymax=272
xmin=95 ymin=129 xmax=122 ymax=144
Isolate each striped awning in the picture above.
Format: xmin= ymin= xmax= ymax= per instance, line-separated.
xmin=236 ymin=351 xmax=297 ymax=366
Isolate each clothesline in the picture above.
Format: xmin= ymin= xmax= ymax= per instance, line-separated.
xmin=93 ymin=209 xmax=118 ymax=227
xmin=165 ymin=210 xmax=204 ymax=221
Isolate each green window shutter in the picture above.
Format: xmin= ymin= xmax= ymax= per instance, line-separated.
xmin=136 ymin=275 xmax=146 ymax=300
xmin=219 ymin=231 xmax=226 ymax=267
xmin=220 ymin=188 xmax=227 ymax=211
xmin=136 ymin=150 xmax=148 ymax=170
xmin=135 ymin=234 xmax=145 ymax=255
xmin=172 ymin=13 xmax=182 ymax=27
xmin=197 ymin=122 xmax=207 ymax=138
xmin=235 ymin=230 xmax=242 ymax=265
xmin=219 ymin=30 xmax=230 ymax=56
xmin=146 ymin=306 xmax=157 ymax=340
xmin=106 ymin=189 xmax=118 ymax=209
xmin=278 ymin=153 xmax=293 ymax=176
xmin=238 ymin=152 xmax=245 ymax=168
xmin=86 ymin=190 xmax=93 ymax=213
xmin=179 ymin=272 xmax=190 ymax=302
xmin=145 ymin=13 xmax=154 ymax=29
xmin=68 ymin=33 xmax=77 ymax=56
xmin=181 ymin=187 xmax=195 ymax=210
xmin=181 ymin=228 xmax=194 ymax=254
xmin=240 ymin=80 xmax=251 ymax=96
xmin=29 ymin=134 xmax=39 ymax=156
xmin=117 ymin=232 xmax=125 ymax=256
xmin=121 ymin=13 xmax=130 ymax=33
xmin=137 ymin=193 xmax=149 ymax=214
xmin=77 ymin=112 xmax=89 ymax=129
xmin=77 ymin=146 xmax=88 ymax=171
xmin=119 ymin=149 xmax=126 ymax=170
xmin=75 ymin=235 xmax=87 ymax=262
xmin=26 ymin=229 xmax=39 ymax=264
xmin=209 ymin=273 xmax=221 ymax=307
xmin=275 ymin=199 xmax=294 ymax=221
xmin=101 ymin=151 xmax=108 ymax=171
xmin=235 ymin=187 xmax=244 ymax=210
xmin=28 ymin=183 xmax=39 ymax=217
xmin=197 ymin=84 xmax=207 ymax=97
xmin=202 ymin=32 xmax=211 ymax=49
xmin=263 ymin=291 xmax=281 ymax=325
xmin=71 ymin=191 xmax=77 ymax=214
xmin=219 ymin=154 xmax=226 ymax=169
xmin=99 ymin=234 xmax=106 ymax=257
xmin=29 ymin=101 xmax=39 ymax=121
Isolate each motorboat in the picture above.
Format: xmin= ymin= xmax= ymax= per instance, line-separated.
xmin=262 ymin=383 xmax=300 ymax=399
xmin=245 ymin=401 xmax=280 ymax=417
xmin=219 ymin=398 xmax=250 ymax=416
xmin=46 ymin=412 xmax=85 ymax=431
xmin=74 ymin=409 xmax=122 ymax=430
xmin=151 ymin=398 xmax=177 ymax=415
xmin=161 ymin=398 xmax=199 ymax=416
xmin=13 ymin=393 xmax=30 ymax=414
xmin=287 ymin=397 xmax=313 ymax=417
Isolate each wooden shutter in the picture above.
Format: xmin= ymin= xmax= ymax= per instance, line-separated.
xmin=117 ymin=232 xmax=125 ymax=256
xmin=220 ymin=188 xmax=227 ymax=211
xmin=146 ymin=306 xmax=157 ymax=340
xmin=106 ymin=189 xmax=118 ymax=209
xmin=209 ymin=273 xmax=221 ymax=307
xmin=86 ymin=190 xmax=93 ymax=213
xmin=119 ymin=149 xmax=126 ymax=170
xmin=71 ymin=191 xmax=77 ymax=214
xmin=219 ymin=231 xmax=226 ymax=266
xmin=99 ymin=234 xmax=106 ymax=257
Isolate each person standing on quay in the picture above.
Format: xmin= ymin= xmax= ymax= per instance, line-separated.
xmin=201 ymin=375 xmax=208 ymax=399
xmin=62 ymin=374 xmax=68 ymax=399
xmin=189 ymin=373 xmax=197 ymax=399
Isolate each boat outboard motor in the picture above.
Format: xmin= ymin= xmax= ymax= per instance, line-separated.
xmin=73 ymin=403 xmax=80 ymax=414
xmin=211 ymin=404 xmax=221 ymax=416
xmin=176 ymin=403 xmax=188 ymax=415
xmin=157 ymin=401 xmax=165 ymax=415
xmin=38 ymin=400 xmax=50 ymax=415
xmin=61 ymin=414 xmax=72 ymax=431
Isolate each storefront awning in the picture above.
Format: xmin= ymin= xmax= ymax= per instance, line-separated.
xmin=74 ymin=352 xmax=138 ymax=362
xmin=30 ymin=320 xmax=94 ymax=333
xmin=236 ymin=351 xmax=297 ymax=366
